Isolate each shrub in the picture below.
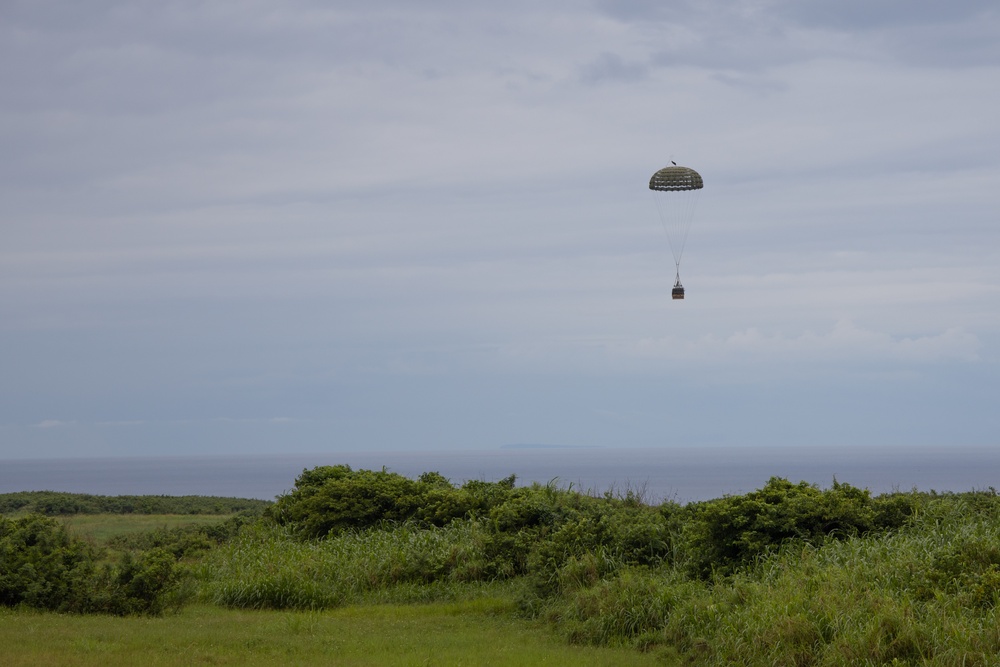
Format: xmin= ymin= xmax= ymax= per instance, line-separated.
xmin=267 ymin=465 xmax=517 ymax=538
xmin=0 ymin=515 xmax=96 ymax=612
xmin=681 ymin=477 xmax=893 ymax=577
xmin=270 ymin=467 xmax=433 ymax=537
xmin=92 ymin=549 xmax=182 ymax=615
xmin=0 ymin=514 xmax=184 ymax=615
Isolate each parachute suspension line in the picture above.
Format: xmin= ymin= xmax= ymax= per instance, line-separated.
xmin=650 ymin=183 xmax=701 ymax=270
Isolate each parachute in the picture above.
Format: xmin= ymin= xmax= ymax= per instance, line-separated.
xmin=649 ymin=165 xmax=703 ymax=300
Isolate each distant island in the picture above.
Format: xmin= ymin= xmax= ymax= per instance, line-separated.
xmin=499 ymin=443 xmax=599 ymax=450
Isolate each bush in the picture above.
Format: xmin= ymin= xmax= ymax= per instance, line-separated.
xmin=681 ymin=477 xmax=905 ymax=577
xmin=0 ymin=515 xmax=96 ymax=612
xmin=267 ymin=465 xmax=517 ymax=538
xmin=0 ymin=514 xmax=184 ymax=615
xmin=92 ymin=548 xmax=182 ymax=615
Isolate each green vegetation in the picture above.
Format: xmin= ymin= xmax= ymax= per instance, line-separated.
xmin=0 ymin=602 xmax=662 ymax=667
xmin=0 ymin=490 xmax=270 ymax=516
xmin=0 ymin=514 xmax=182 ymax=615
xmin=61 ymin=513 xmax=238 ymax=544
xmin=4 ymin=469 xmax=1000 ymax=664
xmin=0 ymin=493 xmax=266 ymax=617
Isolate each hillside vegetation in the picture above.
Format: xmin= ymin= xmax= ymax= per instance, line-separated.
xmin=5 ymin=467 xmax=1000 ymax=664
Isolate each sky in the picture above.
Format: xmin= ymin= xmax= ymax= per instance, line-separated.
xmin=2 ymin=1 xmax=998 ymax=459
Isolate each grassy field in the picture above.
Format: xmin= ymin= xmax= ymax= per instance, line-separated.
xmin=0 ymin=602 xmax=670 ymax=666
xmin=3 ymin=511 xmax=671 ymax=664
xmin=9 ymin=482 xmax=1000 ymax=665
xmin=59 ymin=513 xmax=232 ymax=543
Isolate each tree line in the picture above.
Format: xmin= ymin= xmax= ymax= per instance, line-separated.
xmin=0 ymin=491 xmax=271 ymax=516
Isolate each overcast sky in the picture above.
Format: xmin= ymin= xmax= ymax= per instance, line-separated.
xmin=2 ymin=1 xmax=998 ymax=459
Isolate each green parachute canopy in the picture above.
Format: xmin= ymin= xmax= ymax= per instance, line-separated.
xmin=648 ymin=166 xmax=704 ymax=192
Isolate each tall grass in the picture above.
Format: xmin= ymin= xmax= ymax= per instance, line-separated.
xmin=203 ymin=521 xmax=494 ymax=610
xmin=548 ymin=493 xmax=1000 ymax=665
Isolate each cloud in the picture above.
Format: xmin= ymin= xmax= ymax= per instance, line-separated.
xmin=482 ymin=320 xmax=983 ymax=378
xmin=777 ymin=0 xmax=997 ymax=31
xmin=599 ymin=0 xmax=1000 ymax=72
xmin=34 ymin=419 xmax=74 ymax=429
xmin=2 ymin=1 xmax=999 ymax=456
xmin=625 ymin=320 xmax=982 ymax=366
xmin=580 ymin=52 xmax=648 ymax=84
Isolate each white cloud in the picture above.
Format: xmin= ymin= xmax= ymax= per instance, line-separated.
xmin=485 ymin=320 xmax=983 ymax=377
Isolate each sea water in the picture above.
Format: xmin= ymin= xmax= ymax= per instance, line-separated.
xmin=2 ymin=445 xmax=998 ymax=503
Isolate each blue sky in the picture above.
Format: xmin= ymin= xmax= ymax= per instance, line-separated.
xmin=2 ymin=1 xmax=998 ymax=458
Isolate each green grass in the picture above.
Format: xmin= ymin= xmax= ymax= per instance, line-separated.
xmin=12 ymin=481 xmax=1000 ymax=664
xmin=204 ymin=521 xmax=491 ymax=610
xmin=0 ymin=602 xmax=670 ymax=666
xmin=59 ymin=513 xmax=233 ymax=543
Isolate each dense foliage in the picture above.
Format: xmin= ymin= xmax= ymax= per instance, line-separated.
xmin=265 ymin=465 xmax=676 ymax=588
xmin=267 ymin=465 xmax=516 ymax=537
xmin=0 ymin=493 xmax=264 ymax=615
xmin=0 ymin=514 xmax=181 ymax=614
xmin=0 ymin=491 xmax=271 ymax=516
xmin=681 ymin=476 xmax=920 ymax=576
xmin=267 ymin=466 xmax=912 ymax=584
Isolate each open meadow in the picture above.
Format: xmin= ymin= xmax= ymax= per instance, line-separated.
xmin=0 ymin=602 xmax=665 ymax=667
xmin=61 ymin=513 xmax=234 ymax=543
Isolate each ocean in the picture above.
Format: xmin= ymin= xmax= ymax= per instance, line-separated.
xmin=2 ymin=445 xmax=998 ymax=503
